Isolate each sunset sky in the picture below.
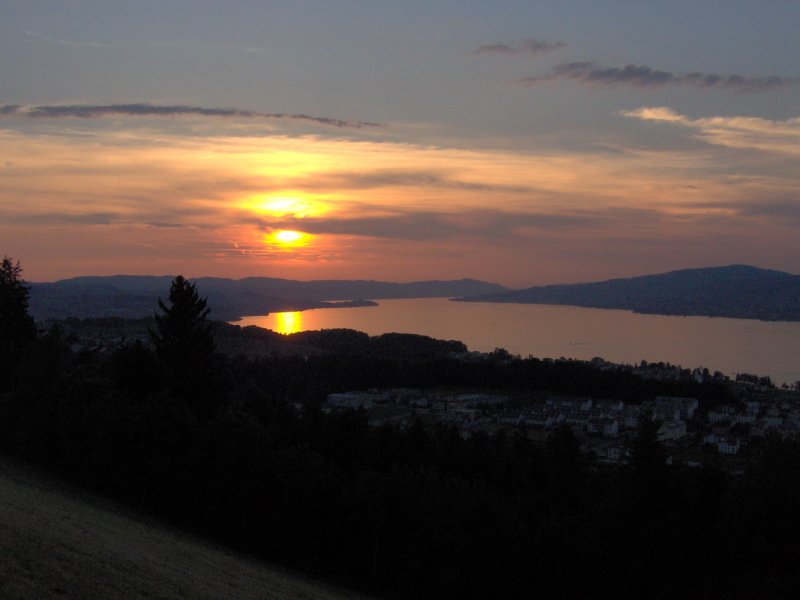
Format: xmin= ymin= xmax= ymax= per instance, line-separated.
xmin=2 ymin=1 xmax=799 ymax=287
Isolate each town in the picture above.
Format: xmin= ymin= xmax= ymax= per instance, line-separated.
xmin=325 ymin=367 xmax=800 ymax=468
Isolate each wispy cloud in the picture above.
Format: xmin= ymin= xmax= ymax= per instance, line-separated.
xmin=621 ymin=107 xmax=800 ymax=155
xmin=0 ymin=204 xmax=209 ymax=229
xmin=22 ymin=29 xmax=110 ymax=48
xmin=737 ymin=200 xmax=800 ymax=221
xmin=518 ymin=62 xmax=798 ymax=92
xmin=714 ymin=199 xmax=800 ymax=224
xmin=0 ymin=102 xmax=381 ymax=129
xmin=471 ymin=38 xmax=566 ymax=57
xmin=22 ymin=30 xmax=270 ymax=55
xmin=296 ymin=169 xmax=537 ymax=194
xmin=6 ymin=211 xmax=121 ymax=226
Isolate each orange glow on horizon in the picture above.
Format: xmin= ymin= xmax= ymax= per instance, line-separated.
xmin=3 ymin=122 xmax=798 ymax=284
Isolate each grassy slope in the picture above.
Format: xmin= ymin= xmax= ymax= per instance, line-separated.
xmin=0 ymin=456 xmax=374 ymax=600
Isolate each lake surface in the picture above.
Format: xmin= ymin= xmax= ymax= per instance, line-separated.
xmin=236 ymin=298 xmax=800 ymax=386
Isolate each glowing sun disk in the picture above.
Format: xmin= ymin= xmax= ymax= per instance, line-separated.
xmin=275 ymin=230 xmax=303 ymax=243
xmin=267 ymin=229 xmax=311 ymax=248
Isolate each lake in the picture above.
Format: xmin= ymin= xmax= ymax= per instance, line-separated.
xmin=236 ymin=298 xmax=800 ymax=386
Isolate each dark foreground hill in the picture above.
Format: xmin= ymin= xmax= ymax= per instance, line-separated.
xmin=0 ymin=456 xmax=372 ymax=600
xmin=454 ymin=265 xmax=800 ymax=322
xmin=29 ymin=276 xmax=506 ymax=321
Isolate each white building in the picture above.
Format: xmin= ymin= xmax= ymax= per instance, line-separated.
xmin=326 ymin=392 xmax=375 ymax=409
xmin=718 ymin=437 xmax=741 ymax=455
xmin=654 ymin=396 xmax=698 ymax=421
xmin=657 ymin=421 xmax=687 ymax=442
xmin=708 ymin=408 xmax=733 ymax=424
xmin=587 ymin=417 xmax=619 ymax=438
xmin=622 ymin=406 xmax=640 ymax=429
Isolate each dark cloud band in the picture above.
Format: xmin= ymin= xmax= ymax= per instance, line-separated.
xmin=471 ymin=38 xmax=566 ymax=57
xmin=253 ymin=208 xmax=637 ymax=242
xmin=518 ymin=62 xmax=797 ymax=92
xmin=300 ymin=169 xmax=536 ymax=194
xmin=0 ymin=102 xmax=381 ymax=129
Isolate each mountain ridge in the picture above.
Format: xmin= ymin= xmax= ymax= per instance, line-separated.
xmin=453 ymin=265 xmax=800 ymax=322
xmin=28 ymin=275 xmax=507 ymax=321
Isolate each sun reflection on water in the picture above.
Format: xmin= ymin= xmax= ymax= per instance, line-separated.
xmin=275 ymin=311 xmax=303 ymax=334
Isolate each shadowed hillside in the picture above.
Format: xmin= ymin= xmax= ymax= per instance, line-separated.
xmin=0 ymin=456 xmax=373 ymax=600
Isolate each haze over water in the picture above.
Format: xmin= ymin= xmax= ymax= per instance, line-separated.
xmin=237 ymin=298 xmax=800 ymax=387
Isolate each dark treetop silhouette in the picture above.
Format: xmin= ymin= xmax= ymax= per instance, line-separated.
xmin=150 ymin=275 xmax=217 ymax=417
xmin=0 ymin=256 xmax=36 ymax=362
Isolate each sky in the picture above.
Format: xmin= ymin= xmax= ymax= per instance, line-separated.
xmin=1 ymin=1 xmax=799 ymax=287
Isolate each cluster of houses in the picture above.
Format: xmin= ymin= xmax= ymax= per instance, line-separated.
xmin=325 ymin=388 xmax=509 ymax=430
xmin=497 ymin=396 xmax=697 ymax=441
xmin=708 ymin=399 xmax=800 ymax=430
xmin=326 ymin=382 xmax=800 ymax=465
xmin=702 ymin=391 xmax=800 ymax=455
xmin=494 ymin=396 xmax=699 ymax=464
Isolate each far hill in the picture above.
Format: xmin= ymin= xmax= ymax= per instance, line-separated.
xmin=454 ymin=265 xmax=800 ymax=322
xmin=29 ymin=276 xmax=506 ymax=321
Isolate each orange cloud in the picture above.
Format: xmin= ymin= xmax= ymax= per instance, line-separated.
xmin=621 ymin=107 xmax=800 ymax=156
xmin=1 ymin=114 xmax=798 ymax=285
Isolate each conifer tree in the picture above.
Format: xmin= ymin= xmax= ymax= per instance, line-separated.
xmin=151 ymin=276 xmax=214 ymax=365
xmin=150 ymin=276 xmax=216 ymax=413
xmin=0 ymin=256 xmax=36 ymax=361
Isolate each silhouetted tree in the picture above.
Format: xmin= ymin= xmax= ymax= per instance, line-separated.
xmin=629 ymin=415 xmax=668 ymax=476
xmin=542 ymin=424 xmax=587 ymax=516
xmin=150 ymin=276 xmax=216 ymax=415
xmin=0 ymin=256 xmax=36 ymax=343
xmin=0 ymin=256 xmax=36 ymax=386
xmin=151 ymin=276 xmax=214 ymax=367
xmin=111 ymin=340 xmax=163 ymax=398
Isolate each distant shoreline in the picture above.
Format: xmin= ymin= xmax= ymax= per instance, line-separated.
xmin=451 ymin=296 xmax=800 ymax=323
xmin=227 ymin=299 xmax=378 ymax=322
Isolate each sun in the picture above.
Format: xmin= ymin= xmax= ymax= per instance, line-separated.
xmin=274 ymin=230 xmax=303 ymax=244
xmin=268 ymin=229 xmax=309 ymax=247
